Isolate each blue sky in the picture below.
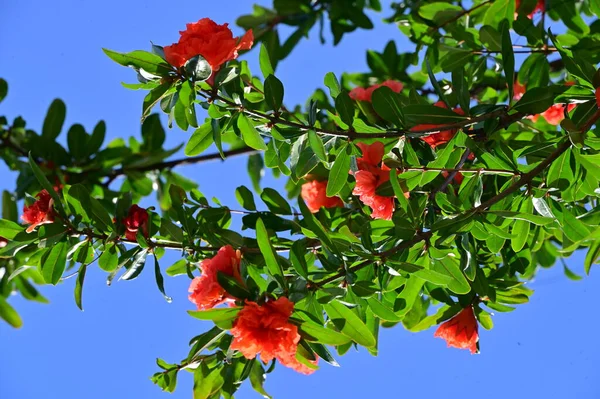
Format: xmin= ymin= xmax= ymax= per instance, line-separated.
xmin=1 ymin=1 xmax=599 ymax=398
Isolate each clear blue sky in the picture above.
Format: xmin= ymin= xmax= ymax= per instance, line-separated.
xmin=1 ymin=1 xmax=598 ymax=398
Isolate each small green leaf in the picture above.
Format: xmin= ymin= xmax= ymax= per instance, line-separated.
xmin=99 ymin=243 xmax=118 ymax=272
xmin=102 ymin=48 xmax=174 ymax=76
xmin=188 ymin=307 xmax=241 ymax=322
xmin=259 ymin=43 xmax=274 ymax=78
xmin=584 ymin=241 xmax=600 ymax=275
xmin=255 ymin=218 xmax=285 ymax=286
xmin=0 ymin=79 xmax=7 ymax=103
xmin=28 ymin=153 xmax=65 ymax=216
xmin=216 ymin=271 xmax=251 ymax=300
xmin=371 ymin=86 xmax=405 ymax=127
xmin=324 ymin=300 xmax=376 ymax=347
xmin=237 ymin=114 xmax=267 ymax=150
xmin=261 ymin=188 xmax=292 ymax=215
xmin=308 ymin=130 xmax=327 ymax=162
xmin=154 ymin=256 xmax=172 ymax=302
xmin=235 ymin=186 xmax=257 ymax=211
xmin=501 ymin=21 xmax=515 ymax=101
xmin=324 ymin=72 xmax=341 ymax=99
xmin=185 ymin=123 xmax=213 ymax=156
xmin=295 ymin=318 xmax=352 ymax=346
xmin=326 ymin=144 xmax=350 ymax=196
xmin=41 ymin=241 xmax=68 ymax=285
xmin=264 ymin=75 xmax=284 ymax=110
xmin=0 ymin=219 xmax=23 ymax=240
xmin=0 ymin=297 xmax=22 ymax=328
xmin=335 ymin=92 xmax=355 ymax=126
xmin=42 ymin=99 xmax=66 ymax=140
xmin=74 ymin=263 xmax=86 ymax=310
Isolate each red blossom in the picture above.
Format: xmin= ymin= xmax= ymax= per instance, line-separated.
xmin=513 ymin=80 xmax=526 ymax=101
xmin=530 ymin=103 xmax=576 ymax=125
xmin=434 ymin=306 xmax=479 ymax=354
xmin=0 ymin=237 xmax=7 ymax=248
xmin=188 ymin=245 xmax=243 ymax=310
xmin=230 ymin=297 xmax=317 ymax=375
xmin=301 ymin=180 xmax=344 ymax=213
xmin=123 ymin=205 xmax=149 ymax=241
xmin=442 ymin=171 xmax=464 ymax=186
xmin=21 ymin=190 xmax=55 ymax=233
xmin=164 ymin=18 xmax=253 ymax=78
xmin=351 ymin=142 xmax=408 ymax=220
xmin=412 ymin=101 xmax=465 ymax=148
xmin=349 ymin=80 xmax=404 ymax=103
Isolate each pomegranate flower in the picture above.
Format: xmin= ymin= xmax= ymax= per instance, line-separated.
xmin=164 ymin=18 xmax=253 ymax=76
xmin=123 ymin=205 xmax=149 ymax=242
xmin=349 ymin=80 xmax=404 ymax=103
xmin=21 ymin=190 xmax=55 ymax=233
xmin=301 ymin=180 xmax=344 ymax=213
xmin=434 ymin=306 xmax=479 ymax=354
xmin=530 ymin=103 xmax=576 ymax=125
xmin=352 ymin=142 xmax=408 ymax=220
xmin=188 ymin=245 xmax=243 ymax=310
xmin=230 ymin=297 xmax=317 ymax=374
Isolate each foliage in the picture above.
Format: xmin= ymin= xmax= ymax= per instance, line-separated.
xmin=2 ymin=0 xmax=600 ymax=397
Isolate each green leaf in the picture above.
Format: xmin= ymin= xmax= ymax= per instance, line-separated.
xmin=249 ymin=362 xmax=272 ymax=399
xmin=142 ymin=83 xmax=172 ymax=119
xmin=439 ymin=49 xmax=473 ymax=73
xmin=67 ymin=124 xmax=89 ymax=161
xmin=366 ymin=298 xmax=402 ymax=322
xmin=216 ymin=271 xmax=251 ymax=300
xmin=264 ymin=75 xmax=284 ymax=110
xmin=324 ymin=300 xmax=376 ymax=347
xmin=426 ymin=58 xmax=450 ymax=107
xmin=259 ymin=43 xmax=274 ymax=78
xmin=0 ymin=297 xmax=22 ymax=328
xmin=430 ymin=248 xmax=471 ymax=295
xmin=584 ymin=241 xmax=600 ymax=275
xmin=326 ymin=144 xmax=350 ymax=196
xmin=487 ymin=211 xmax=555 ymax=226
xmin=2 ymin=190 xmax=18 ymax=222
xmin=404 ymin=104 xmax=467 ymax=125
xmin=188 ymin=307 xmax=241 ymax=322
xmin=290 ymin=240 xmax=309 ymax=279
xmin=102 ymin=48 xmax=173 ymax=76
xmin=371 ymin=86 xmax=405 ymax=127
xmin=335 ymin=92 xmax=355 ymax=126
xmin=563 ymin=263 xmax=583 ymax=281
xmin=308 ymin=130 xmax=327 ymax=162
xmin=295 ymin=318 xmax=352 ymax=345
xmin=324 ymin=72 xmax=341 ymax=99
xmin=185 ymin=123 xmax=213 ymax=156
xmin=237 ymin=114 xmax=267 ymax=150
xmin=247 ymin=153 xmax=264 ymax=192
xmin=261 ymin=188 xmax=292 ymax=215
xmin=154 ymin=256 xmax=172 ymax=302
xmin=501 ymin=21 xmax=515 ymax=101
xmin=235 ymin=186 xmax=257 ymax=211
xmin=483 ymin=0 xmax=515 ymax=29
xmin=41 ymin=241 xmax=68 ymax=285
xmin=120 ymin=248 xmax=149 ymax=280
xmin=99 ymin=243 xmax=118 ymax=272
xmin=42 ymin=99 xmax=66 ymax=140
xmin=0 ymin=219 xmax=23 ymax=240
xmin=479 ymin=25 xmax=502 ymax=51
xmin=0 ymin=78 xmax=7 ymax=103
xmin=512 ymin=86 xmax=566 ymax=115
xmin=74 ymin=263 xmax=86 ymax=310
xmin=255 ymin=217 xmax=285 ymax=284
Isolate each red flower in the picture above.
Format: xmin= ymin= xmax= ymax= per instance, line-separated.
xmin=164 ymin=18 xmax=254 ymax=76
xmin=412 ymin=101 xmax=465 ymax=148
xmin=123 ymin=205 xmax=149 ymax=241
xmin=301 ymin=180 xmax=344 ymax=213
xmin=0 ymin=237 xmax=7 ymax=248
xmin=188 ymin=245 xmax=243 ymax=310
xmin=349 ymin=80 xmax=404 ymax=103
xmin=352 ymin=142 xmax=408 ymax=220
xmin=21 ymin=190 xmax=55 ymax=233
xmin=530 ymin=103 xmax=576 ymax=125
xmin=434 ymin=306 xmax=479 ymax=354
xmin=516 ymin=0 xmax=545 ymax=18
xmin=513 ymin=80 xmax=526 ymax=101
xmin=230 ymin=297 xmax=317 ymax=375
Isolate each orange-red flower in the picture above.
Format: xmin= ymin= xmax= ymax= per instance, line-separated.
xmin=530 ymin=103 xmax=576 ymax=125
xmin=123 ymin=205 xmax=149 ymax=242
xmin=412 ymin=101 xmax=465 ymax=148
xmin=0 ymin=237 xmax=7 ymax=248
xmin=164 ymin=18 xmax=253 ymax=76
xmin=188 ymin=245 xmax=243 ymax=310
xmin=352 ymin=142 xmax=408 ymax=220
xmin=21 ymin=190 xmax=55 ymax=233
xmin=349 ymin=80 xmax=404 ymax=103
xmin=230 ymin=297 xmax=317 ymax=375
xmin=513 ymin=80 xmax=526 ymax=101
xmin=434 ymin=306 xmax=479 ymax=354
xmin=301 ymin=180 xmax=344 ymax=213
xmin=516 ymin=0 xmax=544 ymax=18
